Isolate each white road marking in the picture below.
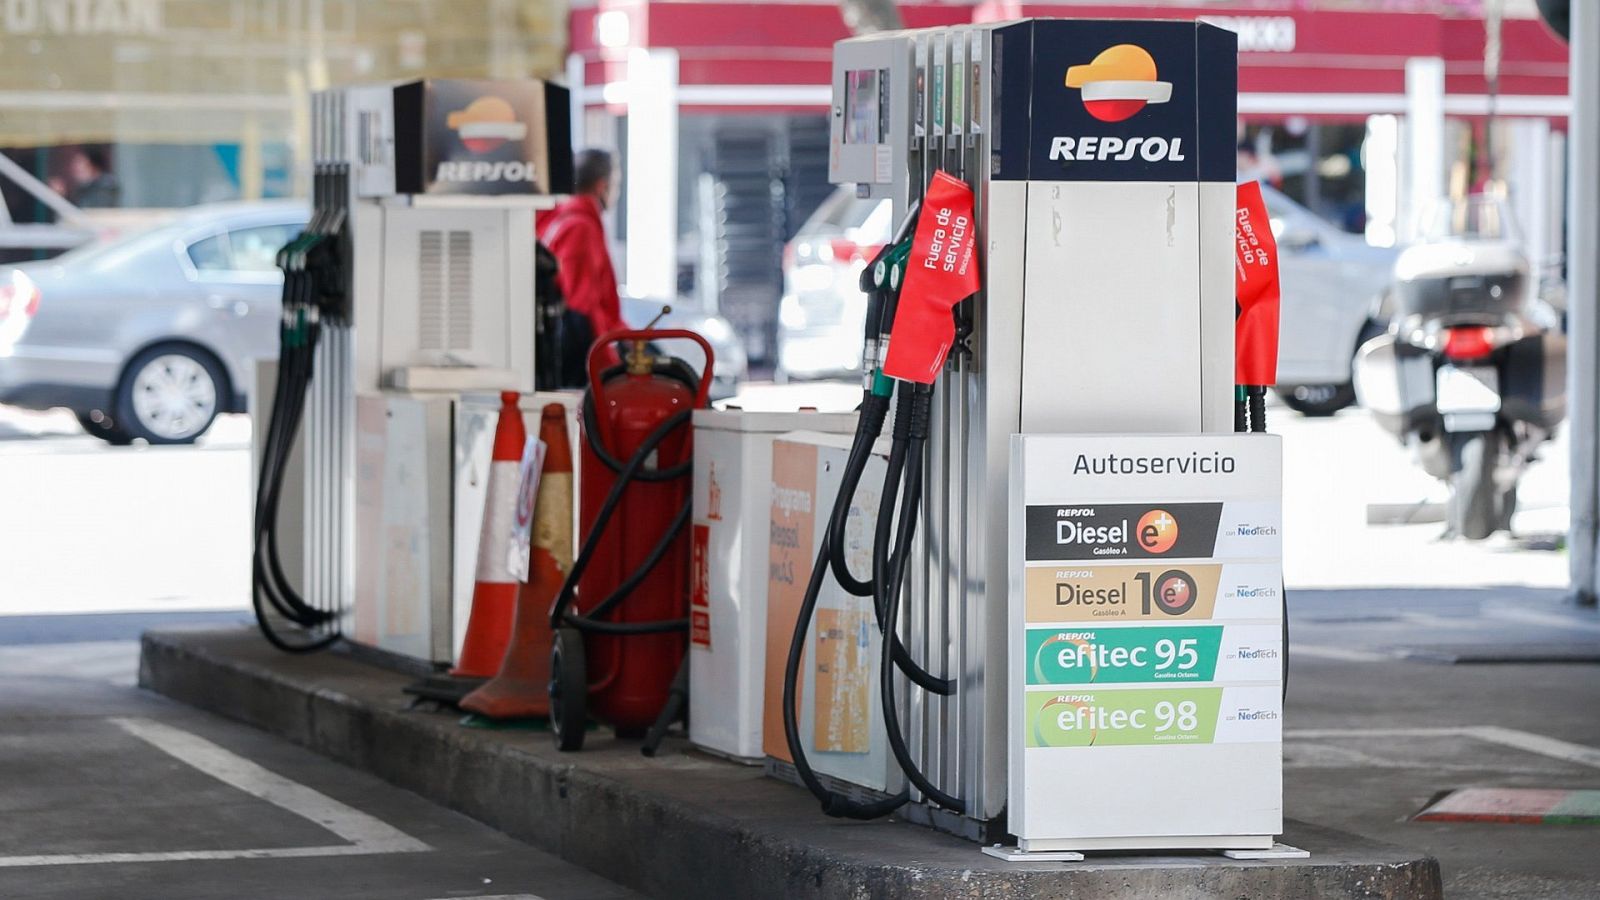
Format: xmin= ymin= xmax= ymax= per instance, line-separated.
xmin=1290 ymin=644 xmax=1392 ymax=662
xmin=1286 ymin=726 xmax=1600 ymax=771
xmin=1468 ymin=725 xmax=1600 ymax=769
xmin=422 ymin=890 xmax=547 ymax=896
xmin=1485 ymin=606 xmax=1600 ymax=634
xmin=0 ymin=717 xmax=428 ymax=869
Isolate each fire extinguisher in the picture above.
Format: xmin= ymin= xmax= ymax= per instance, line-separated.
xmin=547 ymin=324 xmax=714 ymax=753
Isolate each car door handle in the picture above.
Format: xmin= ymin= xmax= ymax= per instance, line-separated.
xmin=207 ymin=295 xmax=249 ymax=316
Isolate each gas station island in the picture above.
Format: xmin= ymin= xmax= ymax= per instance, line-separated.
xmin=141 ymin=15 xmax=1443 ymax=899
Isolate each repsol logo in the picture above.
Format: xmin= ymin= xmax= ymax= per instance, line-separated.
xmin=1048 ymin=136 xmax=1186 ymax=163
xmin=436 ymin=160 xmax=539 ymax=183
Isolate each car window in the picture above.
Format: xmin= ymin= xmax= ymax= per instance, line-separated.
xmin=185 ymin=223 xmax=297 ymax=274
xmin=850 ymin=199 xmax=893 ymax=245
xmin=186 ymin=233 xmax=231 ymax=271
xmin=227 ymin=224 xmax=296 ymax=272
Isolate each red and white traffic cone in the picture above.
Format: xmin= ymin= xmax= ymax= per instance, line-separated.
xmin=450 ymin=391 xmax=527 ymax=679
xmin=462 ymin=403 xmax=574 ymax=718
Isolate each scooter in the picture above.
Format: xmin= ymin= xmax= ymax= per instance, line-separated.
xmin=1354 ymin=194 xmax=1566 ymax=540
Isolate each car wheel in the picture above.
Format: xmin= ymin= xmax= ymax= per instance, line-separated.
xmin=1276 ymin=382 xmax=1356 ymax=417
xmin=116 ymin=345 xmax=226 ymax=445
xmin=75 ymin=410 xmax=134 ymax=446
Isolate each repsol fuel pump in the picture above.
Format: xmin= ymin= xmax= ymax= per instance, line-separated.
xmin=767 ymin=18 xmax=1248 ymax=848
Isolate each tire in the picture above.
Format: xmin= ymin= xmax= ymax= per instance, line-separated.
xmin=549 ymin=627 xmax=588 ymax=752
xmin=1277 ymin=382 xmax=1356 ymax=417
xmin=1448 ymin=430 xmax=1502 ymax=540
xmin=1496 ymin=481 xmax=1519 ymax=533
xmin=115 ymin=344 xmax=226 ymax=444
xmin=75 ymin=409 xmax=133 ymax=446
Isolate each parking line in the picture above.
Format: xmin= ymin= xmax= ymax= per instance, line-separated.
xmin=1290 ymin=644 xmax=1392 ymax=662
xmin=1286 ymin=726 xmax=1600 ymax=771
xmin=0 ymin=717 xmax=428 ymax=868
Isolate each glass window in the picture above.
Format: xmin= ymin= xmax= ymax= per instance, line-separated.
xmin=186 ymin=234 xmax=230 ymax=271
xmin=226 ymin=224 xmax=296 ymax=272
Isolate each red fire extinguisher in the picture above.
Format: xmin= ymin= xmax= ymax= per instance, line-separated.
xmin=548 ymin=326 xmax=714 ymax=753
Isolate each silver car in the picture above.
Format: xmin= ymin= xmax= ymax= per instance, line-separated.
xmin=0 ymin=201 xmax=305 ymax=443
xmin=777 ymin=185 xmax=1399 ymax=415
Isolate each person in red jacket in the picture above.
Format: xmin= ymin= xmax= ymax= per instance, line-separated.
xmin=538 ymin=149 xmax=625 ymax=380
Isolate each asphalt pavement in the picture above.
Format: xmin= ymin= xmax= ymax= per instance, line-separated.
xmin=0 ymin=613 xmax=639 ymax=900
xmin=1286 ymin=586 xmax=1600 ymax=899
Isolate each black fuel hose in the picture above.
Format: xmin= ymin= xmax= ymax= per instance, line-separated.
xmin=871 ymin=388 xmax=956 ymax=697
xmin=782 ymin=526 xmax=910 ymax=820
xmin=877 ymin=434 xmax=964 ymax=813
xmin=826 ymin=393 xmax=890 ymax=595
xmin=252 ymin=245 xmax=340 ymax=653
xmin=870 ymin=385 xmax=964 ymax=812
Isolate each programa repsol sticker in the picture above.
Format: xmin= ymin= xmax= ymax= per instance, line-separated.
xmin=989 ymin=19 xmax=1236 ymax=182
xmin=1024 ymin=503 xmax=1223 ymax=560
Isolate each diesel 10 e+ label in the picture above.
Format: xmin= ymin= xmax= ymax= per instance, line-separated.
xmin=1025 ymin=623 xmax=1283 ymax=685
xmin=1023 ymin=563 xmax=1281 ymax=623
xmin=1024 ymin=685 xmax=1282 ymax=748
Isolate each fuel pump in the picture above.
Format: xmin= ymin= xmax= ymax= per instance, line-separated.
xmin=768 ymin=18 xmax=1256 ymax=849
xmin=251 ymin=80 xmax=573 ymax=664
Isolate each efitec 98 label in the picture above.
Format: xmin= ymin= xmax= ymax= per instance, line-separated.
xmin=1026 ymin=688 xmax=1221 ymax=748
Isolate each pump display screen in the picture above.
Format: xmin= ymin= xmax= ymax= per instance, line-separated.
xmin=843 ymin=68 xmax=888 ymax=144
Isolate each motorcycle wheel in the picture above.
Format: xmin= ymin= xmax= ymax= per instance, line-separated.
xmin=1448 ymin=430 xmax=1502 ymax=541
xmin=1496 ymin=482 xmax=1519 ymax=533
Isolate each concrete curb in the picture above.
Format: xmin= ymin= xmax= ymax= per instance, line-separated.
xmin=140 ymin=629 xmax=1444 ymax=900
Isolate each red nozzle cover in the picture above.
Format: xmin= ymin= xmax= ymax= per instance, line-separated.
xmin=1235 ymin=181 xmax=1281 ymax=386
xmin=882 ymin=171 xmax=981 ymax=384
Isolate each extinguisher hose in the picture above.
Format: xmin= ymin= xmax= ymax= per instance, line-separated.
xmin=548 ymin=402 xmax=694 ymax=636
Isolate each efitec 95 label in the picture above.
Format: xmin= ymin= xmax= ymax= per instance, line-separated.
xmin=1025 ymin=623 xmax=1283 ymax=685
xmin=1026 ymin=626 xmax=1222 ymax=684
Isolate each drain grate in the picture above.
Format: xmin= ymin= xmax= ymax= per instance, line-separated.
xmin=1415 ymin=788 xmax=1600 ymax=824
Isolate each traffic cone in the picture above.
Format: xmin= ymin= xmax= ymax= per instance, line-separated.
xmin=462 ymin=403 xmax=574 ymax=719
xmin=450 ymin=391 xmax=528 ymax=678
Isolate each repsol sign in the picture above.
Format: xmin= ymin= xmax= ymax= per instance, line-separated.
xmin=1048 ymin=136 xmax=1186 ymax=163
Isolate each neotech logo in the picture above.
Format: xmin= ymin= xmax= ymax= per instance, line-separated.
xmin=1064 ymin=43 xmax=1173 ymax=123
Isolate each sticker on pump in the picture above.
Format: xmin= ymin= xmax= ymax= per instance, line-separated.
xmin=882 ymin=171 xmax=980 ymax=383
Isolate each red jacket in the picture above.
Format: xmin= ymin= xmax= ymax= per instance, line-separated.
xmin=537 ymin=195 xmax=626 ymax=340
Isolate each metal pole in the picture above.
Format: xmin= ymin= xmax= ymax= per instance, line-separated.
xmin=1567 ymin=0 xmax=1599 ymax=606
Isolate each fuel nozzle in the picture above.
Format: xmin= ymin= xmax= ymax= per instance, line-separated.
xmin=858 ymin=203 xmax=921 ymax=395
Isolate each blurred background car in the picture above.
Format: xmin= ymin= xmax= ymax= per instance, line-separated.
xmin=776 ymin=184 xmax=1401 ymax=416
xmin=1262 ymin=183 xmax=1402 ymax=416
xmin=774 ymin=188 xmax=891 ymax=382
xmin=0 ymin=201 xmax=304 ymax=444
